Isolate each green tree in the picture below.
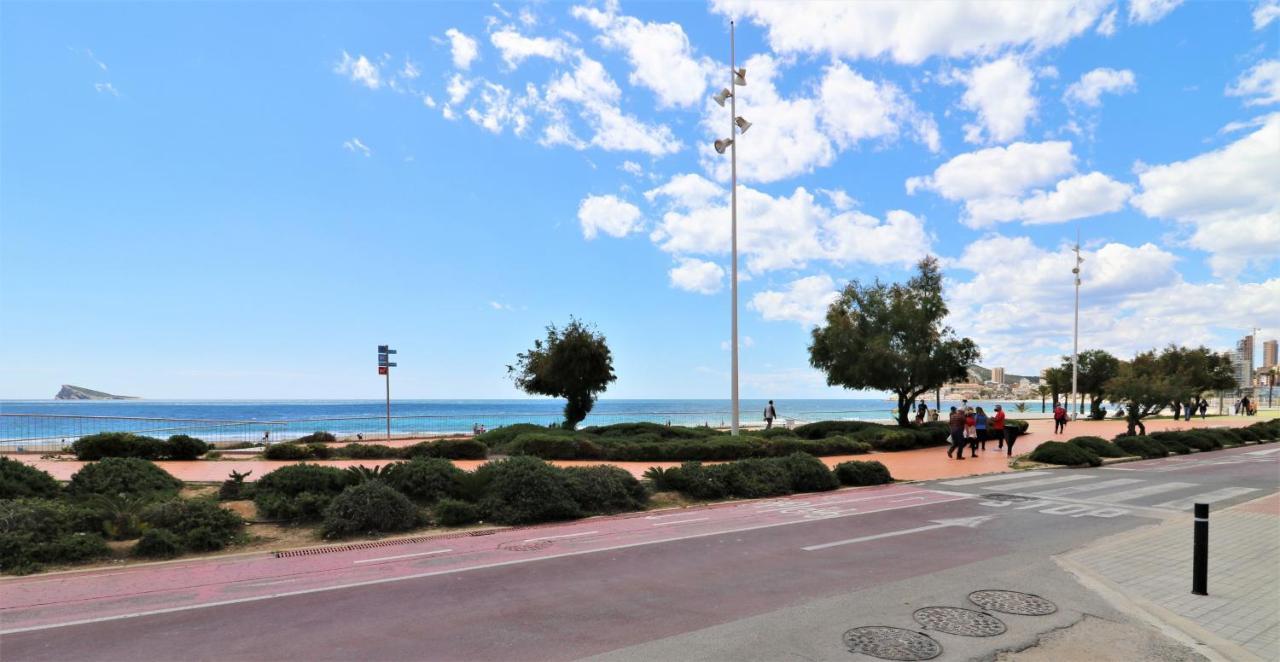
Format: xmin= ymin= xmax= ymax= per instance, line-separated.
xmin=508 ymin=318 xmax=617 ymax=429
xmin=809 ymin=257 xmax=980 ymax=427
xmin=1156 ymin=345 xmax=1236 ymax=416
xmin=1036 ymin=384 xmax=1051 ymax=413
xmin=1058 ymin=350 xmax=1121 ymax=420
xmin=1104 ymin=351 xmax=1173 ymax=436
xmin=1042 ymin=367 xmax=1070 ymax=407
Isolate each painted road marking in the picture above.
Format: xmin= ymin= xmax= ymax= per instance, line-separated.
xmin=1100 ymin=482 xmax=1197 ymax=503
xmin=0 ymin=494 xmax=969 ymax=636
xmin=353 ymin=549 xmax=452 ymax=565
xmin=1027 ymin=478 xmax=1144 ymax=498
xmin=1245 ymin=447 xmax=1280 ymax=456
xmin=1155 ymin=487 xmax=1260 ymax=510
xmin=244 ymin=578 xmax=303 ymax=587
xmin=941 ymin=472 xmax=1049 ymax=486
xmin=986 ymin=474 xmax=1094 ymax=491
xmin=651 ymin=517 xmax=709 ymax=526
xmin=803 ymin=516 xmax=993 ymax=551
xmin=523 ymin=531 xmax=599 ymax=543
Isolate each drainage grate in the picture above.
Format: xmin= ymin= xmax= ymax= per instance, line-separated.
xmin=274 ymin=529 xmax=502 ymax=558
xmin=842 ymin=626 xmax=941 ymax=661
xmin=968 ymin=590 xmax=1057 ymax=616
xmin=499 ymin=540 xmax=553 ymax=552
xmin=912 ymin=606 xmax=1006 ymax=637
xmin=980 ymin=493 xmax=1036 ymax=502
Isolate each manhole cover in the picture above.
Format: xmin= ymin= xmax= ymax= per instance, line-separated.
xmin=498 ymin=540 xmax=553 ymax=552
xmin=912 ymin=606 xmax=1007 ymax=637
xmin=968 ymin=590 xmax=1057 ymax=615
xmin=842 ymin=626 xmax=941 ymax=660
xmin=981 ymin=493 xmax=1036 ymax=502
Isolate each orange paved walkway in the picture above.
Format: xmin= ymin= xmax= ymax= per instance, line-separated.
xmin=12 ymin=416 xmax=1265 ymax=483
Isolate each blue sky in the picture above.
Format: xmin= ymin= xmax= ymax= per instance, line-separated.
xmin=1 ymin=0 xmax=1277 ymax=400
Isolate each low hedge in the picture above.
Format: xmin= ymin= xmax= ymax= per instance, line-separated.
xmin=659 ymin=454 xmax=841 ymax=500
xmin=563 ymin=466 xmax=649 ymax=514
xmin=66 ymin=458 xmax=183 ymax=498
xmin=1030 ymin=441 xmax=1102 ymax=467
xmin=322 ymin=482 xmax=422 ymax=538
xmin=254 ymin=464 xmax=353 ymax=521
xmin=503 ymin=433 xmax=603 ymax=460
xmin=434 ymin=498 xmax=482 ymax=526
xmin=163 ymin=435 xmax=210 ymax=460
xmin=141 ymin=499 xmax=244 ymax=552
xmin=0 ymin=499 xmax=110 ymax=574
xmin=0 ymin=457 xmax=61 ymax=499
xmin=401 ymin=438 xmax=488 ymax=460
xmin=834 ymin=460 xmax=892 ymax=486
xmin=386 ymin=458 xmax=465 ymax=503
xmin=475 ymin=457 xmax=583 ymax=524
xmin=293 ymin=431 xmax=337 ymax=444
xmin=71 ymin=432 xmax=209 ymax=461
xmin=792 ymin=420 xmax=883 ymax=440
xmin=1067 ymin=436 xmax=1127 ymax=458
xmin=336 ymin=443 xmax=401 ymax=459
xmin=1112 ymin=435 xmax=1167 ymax=459
xmin=262 ymin=443 xmax=333 ymax=460
xmin=134 ymin=528 xmax=183 ymax=558
xmin=580 ymin=422 xmax=721 ymax=440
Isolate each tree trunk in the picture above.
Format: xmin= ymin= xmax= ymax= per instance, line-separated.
xmin=895 ymin=392 xmax=911 ymax=427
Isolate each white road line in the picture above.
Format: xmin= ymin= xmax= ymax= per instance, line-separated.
xmin=985 ymin=475 xmax=1094 ymax=491
xmin=885 ymin=496 xmax=926 ymax=503
xmin=1245 ymin=447 xmax=1280 ymax=456
xmin=803 ymin=516 xmax=993 ymax=551
xmin=1155 ymin=487 xmax=1260 ymax=510
xmin=652 ymin=517 xmax=709 ymax=527
xmin=0 ymin=495 xmax=970 ymax=636
xmin=1098 ymin=482 xmax=1197 ymax=503
xmin=941 ymin=471 xmax=1048 ymax=486
xmin=522 ymin=531 xmax=599 ymax=543
xmin=1027 ymin=478 xmax=1145 ymax=498
xmin=352 ymin=549 xmax=452 ymax=565
xmin=244 ymin=578 xmax=303 ymax=587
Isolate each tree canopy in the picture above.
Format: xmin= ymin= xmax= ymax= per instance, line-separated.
xmin=508 ymin=318 xmax=616 ymax=428
xmin=1104 ymin=345 xmax=1236 ymax=435
xmin=809 ymin=257 xmax=980 ymax=426
xmin=1057 ymin=349 xmax=1121 ymax=419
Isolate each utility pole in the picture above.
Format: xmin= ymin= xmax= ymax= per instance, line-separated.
xmin=378 ymin=345 xmax=397 ymax=440
xmin=1071 ymin=229 xmax=1083 ymax=420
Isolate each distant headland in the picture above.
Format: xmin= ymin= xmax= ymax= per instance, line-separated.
xmin=54 ymin=385 xmax=139 ymax=400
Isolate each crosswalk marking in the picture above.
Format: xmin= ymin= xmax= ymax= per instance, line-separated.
xmin=941 ymin=471 xmax=1049 ymax=486
xmin=1028 ymin=478 xmax=1145 ymax=497
xmin=1101 ymin=482 xmax=1198 ymax=503
xmin=1155 ymin=487 xmax=1260 ymax=510
xmin=984 ymin=475 xmax=1094 ymax=491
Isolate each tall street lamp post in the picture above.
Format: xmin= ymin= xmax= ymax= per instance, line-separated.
xmin=1071 ymin=231 xmax=1083 ymax=420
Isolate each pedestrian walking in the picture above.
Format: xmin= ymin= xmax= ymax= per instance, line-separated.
xmin=972 ymin=407 xmax=989 ymax=455
xmin=1053 ymin=403 xmax=1068 ymax=434
xmin=764 ymin=400 xmax=778 ymax=429
xmin=946 ymin=407 xmax=967 ymax=460
xmin=964 ymin=408 xmax=977 ymax=453
xmin=991 ymin=405 xmax=1007 ymax=450
xmin=1199 ymin=399 xmax=1208 ymax=418
xmin=1241 ymin=395 xmax=1252 ymax=416
xmin=1184 ymin=400 xmax=1194 ymax=421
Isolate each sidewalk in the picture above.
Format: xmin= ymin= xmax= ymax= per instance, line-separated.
xmin=1062 ymin=493 xmax=1280 ymax=661
xmin=11 ymin=416 xmax=1263 ymax=484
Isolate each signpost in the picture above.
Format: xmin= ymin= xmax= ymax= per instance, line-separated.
xmin=378 ymin=345 xmax=397 ymax=439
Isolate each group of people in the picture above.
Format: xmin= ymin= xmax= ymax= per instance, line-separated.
xmin=946 ymin=402 xmax=1013 ymax=460
xmin=1174 ymin=399 xmax=1211 ymax=421
xmin=1234 ymin=396 xmax=1257 ymax=416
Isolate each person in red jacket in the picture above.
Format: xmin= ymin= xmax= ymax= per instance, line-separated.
xmin=991 ymin=405 xmax=1008 ymax=453
xmin=1053 ymin=403 xmax=1068 ymax=434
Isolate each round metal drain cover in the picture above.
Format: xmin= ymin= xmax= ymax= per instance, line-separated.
xmin=968 ymin=590 xmax=1057 ymax=615
xmin=498 ymin=540 xmax=553 ymax=552
xmin=842 ymin=626 xmax=941 ymax=660
xmin=912 ymin=606 xmax=1006 ymax=637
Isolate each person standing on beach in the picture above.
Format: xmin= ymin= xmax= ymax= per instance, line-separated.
xmin=947 ymin=406 xmax=967 ymax=460
xmin=1053 ymin=403 xmax=1068 ymax=434
xmin=764 ymin=400 xmax=777 ymax=429
xmin=991 ymin=405 xmax=1007 ymax=450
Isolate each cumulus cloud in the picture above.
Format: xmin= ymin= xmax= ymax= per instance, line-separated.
xmin=749 ymin=275 xmax=839 ymax=325
xmin=1065 ymin=68 xmax=1137 ymax=106
xmin=1227 ymin=59 xmax=1280 ymax=107
xmin=490 ymin=28 xmax=569 ymax=68
xmin=1130 ymin=114 xmax=1280 ymax=276
xmin=342 ymin=138 xmax=372 ymax=156
xmin=669 ymin=258 xmax=725 ymax=294
xmin=1096 ymin=8 xmax=1120 ymax=35
xmin=959 ymin=56 xmax=1037 ymax=144
xmin=1129 ymin=0 xmax=1184 ymax=24
xmin=1255 ymin=0 xmax=1280 ymax=29
xmin=335 ymin=51 xmax=381 ymax=89
xmin=544 ymin=54 xmax=682 ymax=156
xmin=712 ymin=0 xmax=1111 ymax=64
xmin=578 ymin=194 xmax=643 ymax=239
xmin=444 ymin=28 xmax=480 ymax=70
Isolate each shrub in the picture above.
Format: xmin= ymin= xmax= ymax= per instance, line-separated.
xmin=293 ymin=431 xmax=337 ymax=444
xmin=792 ymin=420 xmax=882 ymax=440
xmin=474 ymin=424 xmax=557 ymax=447
xmin=475 ymin=457 xmax=581 ymax=524
xmin=254 ymin=464 xmax=352 ymax=521
xmin=344 ymin=464 xmax=396 ymax=484
xmin=1030 ymin=441 xmax=1101 ymax=467
xmin=322 ymin=482 xmax=422 ymax=538
xmin=386 ymin=458 xmax=464 ymax=503
xmin=664 ymin=462 xmax=729 ymax=500
xmin=706 ymin=459 xmax=792 ymax=499
xmin=134 ymin=528 xmax=184 ymax=558
xmin=642 ymin=466 xmax=680 ymax=491
xmin=72 ymin=432 xmax=164 ymax=461
xmin=0 ymin=457 xmax=61 ymax=499
xmin=858 ymin=428 xmax=931 ymax=452
xmin=66 ymin=458 xmax=182 ymax=498
xmin=263 ymin=443 xmax=314 ymax=460
xmin=0 ymin=499 xmax=110 ymax=573
xmin=402 ymin=438 xmax=488 ymax=460
xmin=81 ymin=493 xmax=154 ymax=540
xmin=777 ymin=453 xmax=839 ymax=492
xmin=751 ymin=427 xmax=802 ymax=439
xmin=1006 ymin=420 xmax=1031 ymax=436
xmin=917 ymin=422 xmax=952 ymax=445
xmin=337 ymin=443 xmax=401 ymax=459
xmin=582 ymin=422 xmax=720 ymax=440
xmin=563 ymin=466 xmax=648 ymax=514
xmin=434 ymin=498 xmax=482 ymax=526
xmin=141 ymin=499 xmax=243 ymax=551
xmin=1148 ymin=433 xmax=1192 ymax=455
xmin=218 ymin=470 xmax=253 ymax=501
xmin=762 ymin=436 xmax=872 ymax=457
xmin=163 ymin=435 xmax=208 ymax=460
xmin=1112 ymin=435 xmax=1167 ymax=459
xmin=503 ymin=433 xmax=603 ymax=460
xmin=834 ymin=461 xmax=892 ymax=486
xmin=1230 ymin=427 xmax=1259 ymax=442
xmin=1176 ymin=431 xmax=1223 ymax=452
xmin=1067 ymin=436 xmax=1127 ymax=458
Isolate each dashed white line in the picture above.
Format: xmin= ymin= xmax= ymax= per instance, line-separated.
xmin=1101 ymin=482 xmax=1197 ymax=503
xmin=1027 ymin=478 xmax=1144 ymax=498
xmin=652 ymin=517 xmax=709 ymax=527
xmin=352 ymin=549 xmax=452 ymax=565
xmin=941 ymin=471 xmax=1049 ymax=486
xmin=986 ymin=475 xmax=1094 ymax=491
xmin=522 ymin=531 xmax=599 ymax=543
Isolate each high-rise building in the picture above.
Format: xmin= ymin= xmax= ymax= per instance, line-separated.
xmin=1233 ymin=334 xmax=1255 ymax=390
xmin=1264 ymin=339 xmax=1278 ymax=369
xmin=992 ymin=367 xmax=1005 ymax=384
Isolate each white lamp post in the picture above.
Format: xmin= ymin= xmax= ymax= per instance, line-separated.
xmin=1071 ymin=231 xmax=1083 ymax=420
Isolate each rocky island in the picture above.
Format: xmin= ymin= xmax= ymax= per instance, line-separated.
xmin=54 ymin=385 xmax=139 ymax=400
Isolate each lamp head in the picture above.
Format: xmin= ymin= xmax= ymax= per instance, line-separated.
xmin=714 ymin=138 xmax=734 ymax=154
xmin=735 ymin=116 xmax=751 ymax=133
xmin=713 ymin=88 xmax=732 ymax=107
xmin=733 ymin=68 xmax=747 ymax=86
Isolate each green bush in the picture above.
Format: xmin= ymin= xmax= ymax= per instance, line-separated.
xmin=581 ymin=422 xmax=721 ymax=440
xmin=1176 ymin=431 xmax=1223 ymax=452
xmin=0 ymin=457 xmax=61 ymax=499
xmin=777 ymin=453 xmax=839 ymax=492
xmin=141 ymin=499 xmax=243 ymax=551
xmin=134 ymin=528 xmax=184 ymax=558
xmin=475 ymin=457 xmax=582 ymax=525
xmin=857 ymin=427 xmax=936 ymax=452
xmin=293 ymin=431 xmax=337 ymax=444
xmin=72 ymin=432 xmax=164 ymax=461
xmin=1148 ymin=433 xmax=1192 ymax=455
xmin=0 ymin=499 xmax=110 ymax=573
xmin=218 ymin=470 xmax=254 ymax=501
xmin=254 ymin=464 xmax=352 ymax=521
xmin=503 ymin=433 xmax=603 ymax=459
xmin=563 ymin=466 xmax=648 ymax=514
xmin=642 ymin=466 xmax=681 ymax=491
xmin=707 ymin=459 xmax=793 ymax=499
xmin=321 ymin=481 xmax=422 ymax=538
xmin=1067 ymin=436 xmax=1127 ymax=458
xmin=792 ymin=420 xmax=882 ymax=440
xmin=760 ymin=436 xmax=872 ymax=457
xmin=1228 ymin=427 xmax=1258 ymax=442
xmin=402 ymin=438 xmax=488 ymax=460
xmin=918 ymin=422 xmax=953 ymax=445
xmin=663 ymin=462 xmax=729 ymax=500
xmin=750 ymin=427 xmax=802 ymax=439
xmin=66 ymin=458 xmax=182 ymax=498
xmin=664 ymin=457 xmax=842 ymax=500
xmin=163 ymin=435 xmax=208 ymax=460
xmin=1112 ymin=435 xmax=1167 ymax=459
xmin=337 ymin=443 xmax=401 ymax=459
xmin=834 ymin=460 xmax=892 ymax=486
xmin=262 ymin=443 xmax=314 ymax=460
xmin=434 ymin=498 xmax=482 ymax=526
xmin=1030 ymin=441 xmax=1101 ymax=467
xmin=386 ymin=458 xmax=465 ymax=503
xmin=474 ymin=424 xmax=559 ymax=447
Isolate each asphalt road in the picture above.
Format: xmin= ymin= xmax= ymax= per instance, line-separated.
xmin=3 ymin=444 xmax=1277 ymax=661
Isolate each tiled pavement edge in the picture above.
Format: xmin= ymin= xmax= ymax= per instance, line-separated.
xmin=1059 ymin=493 xmax=1280 ymax=661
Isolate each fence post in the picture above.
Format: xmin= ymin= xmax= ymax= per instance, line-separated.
xmin=1192 ymin=502 xmax=1209 ymax=596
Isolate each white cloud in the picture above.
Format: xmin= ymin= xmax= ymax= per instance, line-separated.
xmin=1065 ymin=68 xmax=1137 ymax=107
xmin=819 ymin=188 xmax=857 ymax=211
xmin=446 ymin=74 xmax=473 ymax=105
xmin=444 ymin=28 xmax=480 ymax=70
xmin=1130 ymin=114 xmax=1280 ymax=276
xmin=571 ymin=3 xmax=715 ymax=108
xmin=1128 ymin=0 xmax=1183 ymax=24
xmin=1227 ymin=59 xmax=1280 ymax=107
xmin=94 ymin=82 xmax=119 ymax=97
xmin=959 ymin=56 xmax=1037 ymax=144
xmin=577 ymin=194 xmax=643 ymax=239
xmin=964 ymin=172 xmax=1132 ymax=225
xmin=1096 ymin=8 xmax=1119 ymax=35
xmin=620 ymin=160 xmax=644 ymax=176
xmin=713 ymin=0 xmax=1111 ymax=64
xmin=342 ymin=138 xmax=372 ymax=157
xmin=544 ymin=54 xmax=682 ymax=156
xmin=819 ymin=61 xmax=941 ymax=152
xmin=669 ymin=258 xmax=725 ymax=294
xmin=749 ymin=275 xmax=839 ymax=325
xmin=400 ymin=59 xmax=421 ymax=80
xmin=335 ymin=51 xmax=381 ymax=89
xmin=490 ymin=28 xmax=569 ymax=68
xmin=463 ymin=81 xmax=535 ymax=135
xmin=489 ymin=301 xmax=515 ymax=311
xmin=1255 ymin=0 xmax=1280 ymax=29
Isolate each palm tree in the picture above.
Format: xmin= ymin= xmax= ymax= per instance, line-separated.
xmin=1037 ymin=384 xmax=1051 ymax=413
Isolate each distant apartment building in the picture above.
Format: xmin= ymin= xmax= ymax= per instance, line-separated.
xmin=991 ymin=367 xmax=1005 ymax=384
xmin=1233 ymin=334 xmax=1255 ymax=391
xmin=1265 ymin=339 xmax=1278 ymax=369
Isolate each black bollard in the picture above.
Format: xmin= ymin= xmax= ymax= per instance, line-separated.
xmin=1192 ymin=502 xmax=1209 ymax=596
